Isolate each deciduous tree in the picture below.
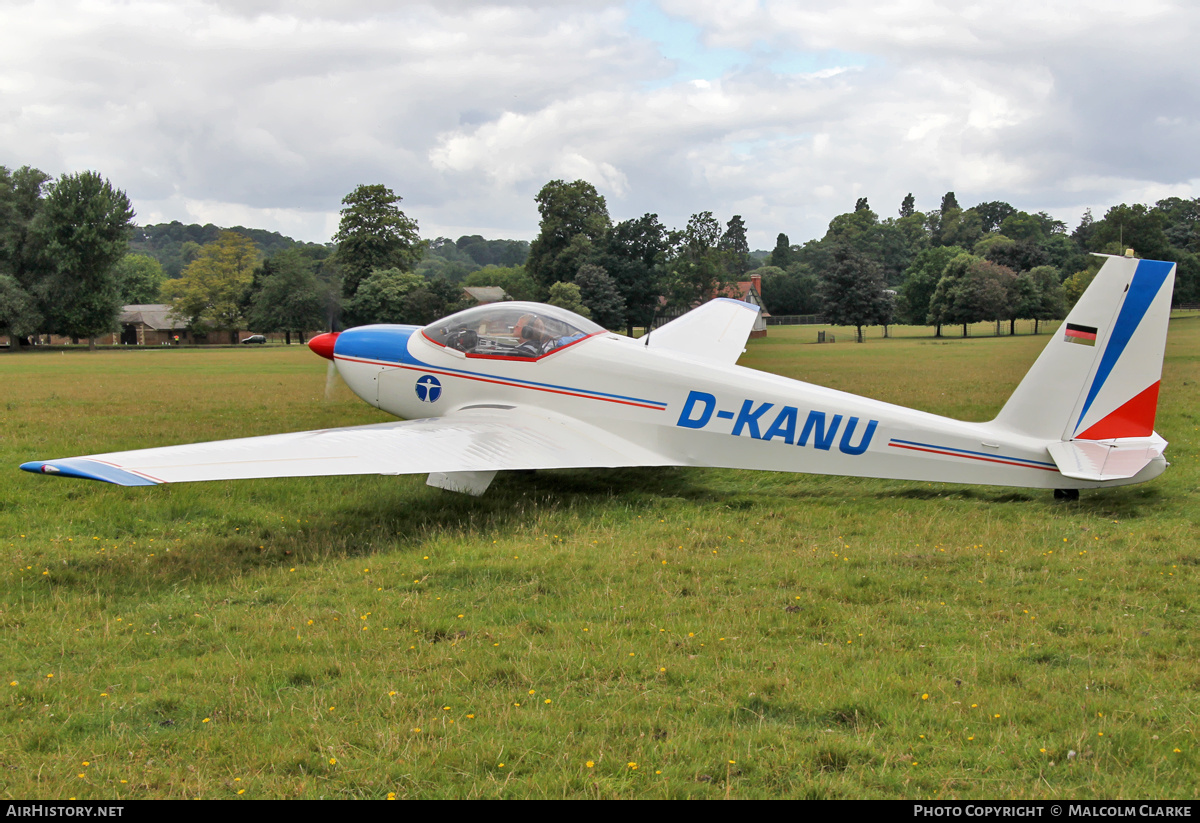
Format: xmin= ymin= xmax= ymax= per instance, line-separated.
xmin=113 ymin=253 xmax=166 ymax=304
xmin=246 ymin=248 xmax=327 ymax=342
xmin=343 ymin=267 xmax=425 ymax=326
xmin=546 ymin=281 xmax=591 ymax=317
xmin=973 ymin=201 xmax=1016 ymax=233
xmin=1089 ymin=203 xmax=1170 ymax=259
xmin=667 ymin=212 xmax=728 ymax=307
xmin=163 ymin=231 xmax=258 ymax=336
xmin=928 ymin=254 xmax=1015 ymax=336
xmin=758 ymin=264 xmax=823 ymax=316
xmin=1017 ymin=265 xmax=1066 ymax=333
xmin=572 ymin=264 xmax=625 ymax=329
xmin=526 ymin=180 xmax=610 ymax=291
xmin=0 ymin=165 xmax=51 ymax=290
xmin=0 ymin=274 xmax=40 ymax=350
xmin=899 ymin=246 xmax=967 ymax=333
xmin=400 ymin=279 xmax=469 ymax=327
xmin=334 ymin=184 xmax=424 ymax=297
xmin=820 ymin=245 xmax=892 ymax=342
xmin=600 ymin=213 xmax=669 ymax=334
xmin=32 ymin=171 xmax=135 ymax=347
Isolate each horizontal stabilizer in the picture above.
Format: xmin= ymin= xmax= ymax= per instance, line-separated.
xmin=646 ymin=298 xmax=760 ymax=365
xmin=1047 ymin=434 xmax=1168 ymax=481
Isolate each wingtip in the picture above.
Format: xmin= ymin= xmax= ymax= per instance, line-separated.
xmin=20 ymin=458 xmax=160 ymax=486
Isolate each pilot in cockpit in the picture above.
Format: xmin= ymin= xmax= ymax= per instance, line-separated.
xmin=426 ymin=303 xmax=600 ymax=360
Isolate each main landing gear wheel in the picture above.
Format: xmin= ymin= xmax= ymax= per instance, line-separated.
xmin=1054 ymin=489 xmax=1080 ymax=502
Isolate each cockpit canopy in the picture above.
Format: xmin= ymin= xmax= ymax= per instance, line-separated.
xmin=422 ymin=302 xmax=605 ymax=360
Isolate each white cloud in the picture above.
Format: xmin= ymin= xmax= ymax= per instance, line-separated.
xmin=2 ymin=0 xmax=1198 ymax=248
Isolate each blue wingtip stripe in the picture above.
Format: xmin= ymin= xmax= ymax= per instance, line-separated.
xmin=21 ymin=459 xmax=160 ymax=486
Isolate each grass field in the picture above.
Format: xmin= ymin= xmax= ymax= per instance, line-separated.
xmin=2 ymin=318 xmax=1198 ymax=800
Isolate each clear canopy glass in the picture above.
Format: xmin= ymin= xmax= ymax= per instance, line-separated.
xmin=422 ymin=302 xmax=604 ymax=360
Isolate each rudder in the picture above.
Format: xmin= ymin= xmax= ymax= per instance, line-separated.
xmin=992 ymin=255 xmax=1176 ymax=442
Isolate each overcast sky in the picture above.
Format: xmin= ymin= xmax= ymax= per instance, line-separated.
xmin=3 ymin=0 xmax=1198 ymax=249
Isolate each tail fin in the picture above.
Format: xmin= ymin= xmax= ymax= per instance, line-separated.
xmin=645 ymin=298 xmax=761 ymax=365
xmin=993 ymin=254 xmax=1176 ymax=442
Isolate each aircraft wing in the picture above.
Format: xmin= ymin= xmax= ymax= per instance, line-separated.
xmin=20 ymin=407 xmax=682 ymax=489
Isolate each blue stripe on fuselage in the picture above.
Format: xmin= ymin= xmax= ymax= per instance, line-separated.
xmin=333 ymin=325 xmax=668 ymax=409
xmin=334 ymin=325 xmax=423 ymax=364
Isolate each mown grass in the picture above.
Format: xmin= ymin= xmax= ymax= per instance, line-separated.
xmin=1 ymin=320 xmax=1198 ymax=799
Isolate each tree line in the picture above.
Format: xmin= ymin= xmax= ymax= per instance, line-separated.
xmin=4 ymin=161 xmax=1198 ymax=349
xmin=454 ymin=183 xmax=1200 ymax=342
xmin=754 ymin=191 xmax=1199 ymax=339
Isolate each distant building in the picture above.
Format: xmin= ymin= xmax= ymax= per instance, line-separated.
xmin=115 ymin=304 xmax=192 ymax=345
xmin=462 ymin=286 xmax=510 ymax=305
xmin=111 ymin=305 xmax=251 ymax=345
xmin=733 ymin=272 xmax=769 ymax=338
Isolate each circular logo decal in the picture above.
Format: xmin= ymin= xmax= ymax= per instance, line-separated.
xmin=415 ymin=374 xmax=442 ymax=402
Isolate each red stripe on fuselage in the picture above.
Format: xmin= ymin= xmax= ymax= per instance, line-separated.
xmin=334 ymin=356 xmax=668 ymax=411
xmin=887 ymin=442 xmax=1060 ymax=472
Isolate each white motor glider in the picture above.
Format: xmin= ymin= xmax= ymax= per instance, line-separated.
xmin=21 ymin=254 xmax=1175 ymax=500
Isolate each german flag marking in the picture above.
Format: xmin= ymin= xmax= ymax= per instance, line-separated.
xmin=1064 ymin=323 xmax=1098 ymax=346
